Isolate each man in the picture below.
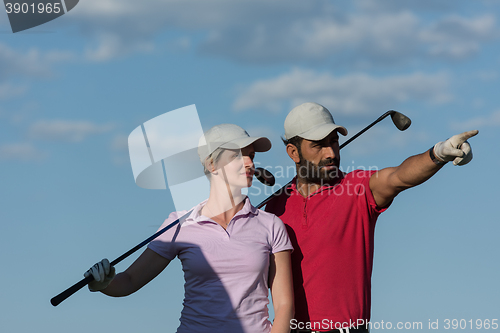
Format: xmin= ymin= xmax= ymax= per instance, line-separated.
xmin=265 ymin=102 xmax=478 ymax=333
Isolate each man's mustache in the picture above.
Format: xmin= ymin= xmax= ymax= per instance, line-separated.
xmin=317 ymin=158 xmax=339 ymax=167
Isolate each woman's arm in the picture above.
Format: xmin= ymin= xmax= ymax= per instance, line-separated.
xmin=269 ymin=250 xmax=294 ymax=333
xmin=100 ymin=248 xmax=171 ymax=297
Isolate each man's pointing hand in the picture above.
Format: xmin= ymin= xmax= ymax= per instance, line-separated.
xmin=433 ymin=130 xmax=479 ymax=166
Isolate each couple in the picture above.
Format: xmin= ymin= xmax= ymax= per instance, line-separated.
xmin=86 ymin=102 xmax=478 ymax=333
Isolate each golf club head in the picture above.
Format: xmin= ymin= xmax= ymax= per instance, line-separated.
xmin=255 ymin=167 xmax=275 ymax=186
xmin=390 ymin=111 xmax=411 ymax=131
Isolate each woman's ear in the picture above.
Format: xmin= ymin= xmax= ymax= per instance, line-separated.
xmin=205 ymin=157 xmax=218 ymax=175
xmin=286 ymin=144 xmax=301 ymax=164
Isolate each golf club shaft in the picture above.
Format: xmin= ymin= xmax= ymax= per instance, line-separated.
xmin=339 ymin=111 xmax=394 ymax=150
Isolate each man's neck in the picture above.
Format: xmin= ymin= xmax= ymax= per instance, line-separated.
xmin=296 ymin=176 xmax=341 ymax=198
xmin=296 ymin=178 xmax=321 ymax=198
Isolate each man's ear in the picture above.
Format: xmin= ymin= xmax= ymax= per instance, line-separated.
xmin=286 ymin=144 xmax=301 ymax=164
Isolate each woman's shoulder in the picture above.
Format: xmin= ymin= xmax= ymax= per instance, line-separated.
xmin=159 ymin=200 xmax=206 ymax=228
xmin=166 ymin=209 xmax=190 ymax=220
xmin=251 ymin=206 xmax=286 ymax=228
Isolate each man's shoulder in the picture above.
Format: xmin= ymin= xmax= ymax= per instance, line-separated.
xmin=341 ymin=169 xmax=378 ymax=182
xmin=264 ymin=184 xmax=294 ymax=215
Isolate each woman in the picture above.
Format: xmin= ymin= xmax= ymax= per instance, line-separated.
xmin=85 ymin=124 xmax=294 ymax=333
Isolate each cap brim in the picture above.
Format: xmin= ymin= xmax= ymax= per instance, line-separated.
xmin=299 ymin=123 xmax=348 ymax=141
xmin=221 ymin=136 xmax=271 ymax=152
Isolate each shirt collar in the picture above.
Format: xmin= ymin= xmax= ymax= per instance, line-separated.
xmin=185 ymin=196 xmax=258 ymax=225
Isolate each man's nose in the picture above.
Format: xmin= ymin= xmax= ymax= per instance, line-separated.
xmin=322 ymin=146 xmax=336 ymax=159
xmin=243 ymin=156 xmax=254 ymax=168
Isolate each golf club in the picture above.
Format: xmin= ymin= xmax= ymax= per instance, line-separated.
xmin=51 ymin=110 xmax=410 ymax=307
xmin=51 ymin=166 xmax=276 ymax=307
xmin=339 ymin=110 xmax=411 ymax=150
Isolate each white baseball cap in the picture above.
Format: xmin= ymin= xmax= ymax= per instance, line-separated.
xmin=198 ymin=123 xmax=271 ymax=162
xmin=284 ymin=102 xmax=348 ymax=140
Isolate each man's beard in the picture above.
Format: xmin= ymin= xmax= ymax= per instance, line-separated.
xmin=296 ymin=152 xmax=341 ymax=184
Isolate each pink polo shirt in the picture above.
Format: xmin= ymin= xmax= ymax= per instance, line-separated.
xmin=148 ymin=197 xmax=293 ymax=333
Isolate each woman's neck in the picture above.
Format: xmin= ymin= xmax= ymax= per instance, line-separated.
xmin=203 ymin=182 xmax=246 ymax=228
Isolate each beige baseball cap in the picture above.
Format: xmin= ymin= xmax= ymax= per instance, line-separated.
xmin=284 ymin=102 xmax=348 ymax=140
xmin=198 ymin=123 xmax=271 ymax=162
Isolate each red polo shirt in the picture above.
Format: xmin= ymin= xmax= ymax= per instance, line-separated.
xmin=265 ymin=170 xmax=389 ymax=331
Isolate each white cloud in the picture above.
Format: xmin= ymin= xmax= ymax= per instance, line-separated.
xmin=475 ymin=70 xmax=498 ymax=82
xmin=166 ymin=37 xmax=192 ymax=53
xmin=357 ymin=0 xmax=456 ymax=12
xmin=233 ymin=68 xmax=452 ymax=115
xmin=0 ymin=43 xmax=50 ymax=80
xmin=31 ymin=0 xmax=496 ymax=65
xmin=0 ymin=83 xmax=27 ymax=100
xmin=0 ymin=143 xmax=47 ymax=161
xmin=423 ymin=15 xmax=496 ymax=41
xmin=84 ymin=32 xmax=154 ymax=62
xmin=419 ymin=15 xmax=497 ymax=59
xmin=73 ymin=0 xmax=306 ymax=61
xmin=199 ymin=9 xmax=498 ymax=65
xmin=74 ymin=0 xmax=314 ymax=30
xmin=110 ymin=134 xmax=130 ymax=166
xmin=201 ymin=11 xmax=422 ymax=65
xmin=0 ymin=43 xmax=75 ymax=101
xmin=110 ymin=134 xmax=128 ymax=151
xmin=28 ymin=120 xmax=114 ymax=142
xmin=450 ymin=110 xmax=500 ymax=131
xmin=0 ymin=43 xmax=74 ymax=81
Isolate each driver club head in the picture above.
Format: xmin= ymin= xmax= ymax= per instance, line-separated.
xmin=390 ymin=111 xmax=412 ymax=131
xmin=254 ymin=167 xmax=275 ymax=186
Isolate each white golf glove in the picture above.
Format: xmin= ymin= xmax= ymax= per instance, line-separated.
xmin=84 ymin=258 xmax=116 ymax=292
xmin=433 ymin=130 xmax=479 ymax=166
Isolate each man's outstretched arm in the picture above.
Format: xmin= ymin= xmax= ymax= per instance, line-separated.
xmin=370 ymin=130 xmax=478 ymax=208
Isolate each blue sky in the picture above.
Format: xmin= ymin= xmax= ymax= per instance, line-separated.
xmin=1 ymin=1 xmax=499 ymax=332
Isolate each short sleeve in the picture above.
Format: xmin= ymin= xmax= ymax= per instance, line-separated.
xmin=355 ymin=169 xmax=392 ymax=216
xmin=147 ymin=210 xmax=185 ymax=260
xmin=270 ymin=215 xmax=294 ymax=254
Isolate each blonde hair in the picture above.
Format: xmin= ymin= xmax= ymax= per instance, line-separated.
xmin=202 ymin=147 xmax=225 ymax=178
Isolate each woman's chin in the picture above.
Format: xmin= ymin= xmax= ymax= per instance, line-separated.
xmin=238 ymin=176 xmax=253 ymax=188
xmin=227 ymin=179 xmax=252 ymax=191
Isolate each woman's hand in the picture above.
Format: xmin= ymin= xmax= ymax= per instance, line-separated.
xmin=86 ymin=249 xmax=171 ymax=297
xmin=84 ymin=259 xmax=116 ymax=292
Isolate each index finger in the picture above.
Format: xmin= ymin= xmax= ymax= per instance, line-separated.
xmin=455 ymin=129 xmax=479 ymax=143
